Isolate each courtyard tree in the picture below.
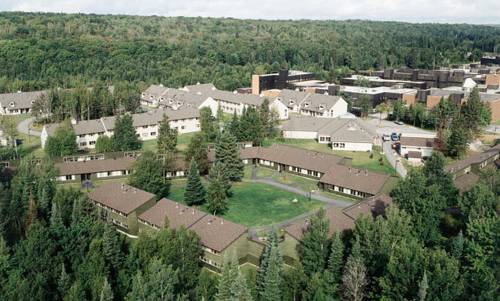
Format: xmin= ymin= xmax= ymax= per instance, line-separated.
xmin=129 ymin=151 xmax=170 ymax=198
xmin=184 ymin=159 xmax=206 ymax=206
xmin=45 ymin=122 xmax=78 ymax=157
xmin=185 ymin=132 xmax=209 ymax=174
xmin=157 ymin=114 xmax=177 ymax=154
xmin=298 ymin=208 xmax=330 ymax=276
xmin=112 ymin=114 xmax=141 ymax=151
xmin=215 ymin=131 xmax=244 ymax=182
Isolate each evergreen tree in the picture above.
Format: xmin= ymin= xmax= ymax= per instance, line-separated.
xmin=422 ymin=152 xmax=458 ymax=206
xmin=157 ymin=114 xmax=178 ymax=154
xmin=196 ymin=269 xmax=218 ymax=301
xmin=206 ymin=166 xmax=229 ymax=215
xmin=65 ymin=281 xmax=86 ymax=301
xmin=95 ymin=135 xmax=114 ymax=153
xmin=185 ymin=132 xmax=209 ymax=174
xmin=461 ymin=87 xmax=487 ymax=138
xmin=215 ymin=131 xmax=244 ymax=181
xmin=239 ymin=107 xmax=264 ymax=145
xmin=112 ymin=114 xmax=141 ymax=151
xmin=127 ymin=257 xmax=179 ymax=301
xmin=393 ymin=100 xmax=404 ymax=121
xmin=418 ymin=271 xmax=428 ymax=301
xmin=129 ymin=151 xmax=170 ymax=198
xmin=458 ymin=183 xmax=496 ymax=220
xmin=323 ymin=231 xmax=344 ymax=298
xmin=256 ymin=230 xmax=278 ymax=298
xmin=342 ymin=254 xmax=367 ymax=301
xmin=100 ymin=277 xmax=113 ymax=301
xmin=102 ymin=223 xmax=123 ymax=273
xmin=298 ymin=208 xmax=330 ymax=276
xmin=446 ymin=116 xmax=469 ymax=158
xmin=450 ymin=230 xmax=464 ymax=259
xmin=228 ymin=111 xmax=241 ymax=140
xmin=216 ymin=254 xmax=252 ymax=301
xmin=184 ymin=159 xmax=206 ymax=206
xmin=261 ymin=245 xmax=283 ymax=301
xmin=200 ymin=107 xmax=218 ymax=142
xmin=58 ymin=263 xmax=71 ymax=298
xmin=45 ymin=122 xmax=78 ymax=157
xmin=210 ymin=161 xmax=231 ymax=196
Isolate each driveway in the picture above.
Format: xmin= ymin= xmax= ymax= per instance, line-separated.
xmin=365 ymin=118 xmax=436 ymax=137
xmin=17 ymin=117 xmax=41 ymax=137
xmin=382 ymin=141 xmax=407 ymax=178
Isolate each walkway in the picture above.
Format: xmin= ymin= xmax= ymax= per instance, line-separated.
xmin=382 ymin=141 xmax=407 ymax=178
xmin=17 ymin=117 xmax=41 ymax=137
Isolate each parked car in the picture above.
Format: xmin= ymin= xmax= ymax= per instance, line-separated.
xmin=391 ymin=132 xmax=400 ymax=141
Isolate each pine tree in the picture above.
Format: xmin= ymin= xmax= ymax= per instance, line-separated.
xmin=323 ymin=231 xmax=344 ymax=297
xmin=184 ymin=159 xmax=206 ymax=206
xmin=446 ymin=116 xmax=469 ymax=158
xmin=210 ymin=161 xmax=231 ymax=197
xmin=102 ymin=223 xmax=123 ymax=272
xmin=157 ymin=114 xmax=178 ymax=154
xmin=216 ymin=254 xmax=253 ymax=301
xmin=99 ymin=277 xmax=113 ymax=301
xmin=261 ymin=245 xmax=283 ymax=301
xmin=228 ymin=111 xmax=241 ymax=140
xmin=129 ymin=151 xmax=170 ymax=198
xmin=461 ymin=87 xmax=484 ymax=138
xmin=185 ymin=132 xmax=209 ymax=174
xmin=58 ymin=263 xmax=71 ymax=298
xmin=215 ymin=131 xmax=244 ymax=181
xmin=128 ymin=258 xmax=179 ymax=301
xmin=256 ymin=230 xmax=278 ymax=298
xmin=342 ymin=255 xmax=367 ymax=301
xmin=418 ymin=270 xmax=428 ymax=301
xmin=200 ymin=107 xmax=218 ymax=142
xmin=65 ymin=280 xmax=86 ymax=301
xmin=112 ymin=114 xmax=141 ymax=151
xmin=298 ymin=208 xmax=330 ymax=276
xmin=206 ymin=166 xmax=229 ymax=215
xmin=450 ymin=230 xmax=464 ymax=259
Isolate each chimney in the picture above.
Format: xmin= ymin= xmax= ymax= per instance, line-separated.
xmin=175 ymin=202 xmax=179 ymax=208
xmin=121 ymin=183 xmax=125 ymax=190
xmin=220 ymin=219 xmax=224 ymax=225
xmin=233 ymin=90 xmax=237 ymax=94
xmin=70 ymin=118 xmax=77 ymax=125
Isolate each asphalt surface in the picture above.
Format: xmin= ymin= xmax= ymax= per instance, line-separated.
xmin=16 ymin=117 xmax=41 ymax=137
xmin=382 ymin=141 xmax=407 ymax=178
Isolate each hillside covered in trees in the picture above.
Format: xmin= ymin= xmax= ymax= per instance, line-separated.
xmin=1 ymin=12 xmax=500 ymax=93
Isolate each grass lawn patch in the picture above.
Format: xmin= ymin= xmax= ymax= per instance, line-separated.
xmin=168 ymin=179 xmax=324 ymax=227
xmin=264 ymin=138 xmax=395 ymax=175
xmin=141 ymin=132 xmax=196 ymax=153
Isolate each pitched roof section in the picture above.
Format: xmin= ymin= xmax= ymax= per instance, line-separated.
xmin=73 ymin=119 xmax=106 ymax=135
xmin=281 ymin=116 xmax=332 ymax=132
xmin=445 ymin=145 xmax=500 ymax=173
xmin=342 ymin=193 xmax=392 ymax=220
xmin=284 ymin=207 xmax=354 ymax=240
xmin=276 ymin=89 xmax=311 ymax=108
xmin=300 ymin=93 xmax=343 ymax=113
xmin=319 ymin=165 xmax=390 ymax=195
xmin=88 ymin=182 xmax=155 ymax=215
xmin=321 ymin=119 xmax=374 ymax=143
xmin=399 ymin=136 xmax=436 ymax=148
xmin=55 ymin=157 xmax=136 ymax=176
xmin=188 ymin=214 xmax=247 ymax=252
xmin=138 ymin=198 xmax=207 ymax=229
xmin=0 ymin=90 xmax=46 ymax=109
xmin=183 ymin=83 xmax=217 ymax=94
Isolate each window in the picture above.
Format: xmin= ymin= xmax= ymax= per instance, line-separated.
xmin=150 ymin=132 xmax=156 ymax=136
xmin=89 ymin=141 xmax=96 ymax=145
xmin=320 ymin=137 xmax=325 ymax=142
xmin=181 ymin=126 xmax=185 ymax=130
xmin=80 ymin=142 xmax=87 ymax=147
xmin=65 ymin=175 xmax=72 ymax=180
xmin=142 ymin=133 xmax=148 ymax=137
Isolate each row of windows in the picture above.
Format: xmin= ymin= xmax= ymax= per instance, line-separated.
xmin=332 ymin=143 xmax=346 ymax=148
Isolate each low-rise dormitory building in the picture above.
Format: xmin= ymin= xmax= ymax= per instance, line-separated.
xmin=274 ymin=89 xmax=348 ymax=118
xmin=0 ymin=90 xmax=46 ymax=115
xmin=41 ymin=107 xmax=200 ymax=150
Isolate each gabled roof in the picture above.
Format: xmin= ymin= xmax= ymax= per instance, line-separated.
xmin=342 ymin=193 xmax=392 ymax=220
xmin=445 ymin=145 xmax=500 ymax=173
xmin=0 ymin=90 xmax=46 ymax=109
xmin=183 ymin=83 xmax=217 ymax=94
xmin=138 ymin=198 xmax=207 ymax=229
xmin=399 ymin=136 xmax=436 ymax=148
xmin=300 ymin=93 xmax=343 ymax=113
xmin=319 ymin=165 xmax=390 ymax=195
xmin=188 ymin=214 xmax=247 ymax=252
xmin=276 ymin=89 xmax=311 ymax=108
xmin=281 ymin=116 xmax=332 ymax=132
xmin=320 ymin=119 xmax=374 ymax=143
xmin=284 ymin=207 xmax=354 ymax=240
xmin=143 ymin=84 xmax=168 ymax=97
xmin=73 ymin=119 xmax=106 ymax=135
xmin=55 ymin=157 xmax=136 ymax=176
xmin=88 ymin=182 xmax=155 ymax=215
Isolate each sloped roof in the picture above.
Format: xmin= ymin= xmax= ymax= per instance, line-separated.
xmin=143 ymin=84 xmax=168 ymax=97
xmin=138 ymin=198 xmax=207 ymax=229
xmin=284 ymin=207 xmax=354 ymax=240
xmin=276 ymin=89 xmax=311 ymax=108
xmin=342 ymin=193 xmax=392 ymax=220
xmin=281 ymin=116 xmax=332 ymax=132
xmin=73 ymin=119 xmax=105 ymax=135
xmin=55 ymin=157 xmax=136 ymax=176
xmin=188 ymin=214 xmax=247 ymax=252
xmin=320 ymin=119 xmax=374 ymax=143
xmin=300 ymin=93 xmax=343 ymax=112
xmin=183 ymin=83 xmax=217 ymax=94
xmin=399 ymin=136 xmax=436 ymax=148
xmin=88 ymin=182 xmax=155 ymax=215
xmin=0 ymin=90 xmax=46 ymax=109
xmin=319 ymin=165 xmax=390 ymax=195
xmin=445 ymin=145 xmax=500 ymax=173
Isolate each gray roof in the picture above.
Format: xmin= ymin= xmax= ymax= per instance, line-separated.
xmin=276 ymin=89 xmax=311 ymax=108
xmin=281 ymin=116 xmax=332 ymax=132
xmin=73 ymin=119 xmax=105 ymax=136
xmin=183 ymin=83 xmax=217 ymax=94
xmin=0 ymin=90 xmax=46 ymax=109
xmin=143 ymin=85 xmax=168 ymax=97
xmin=158 ymin=89 xmax=209 ymax=108
xmin=323 ymin=119 xmax=374 ymax=143
xmin=195 ymin=88 xmax=264 ymax=106
xmin=300 ymin=93 xmax=343 ymax=113
xmin=479 ymin=93 xmax=500 ymax=102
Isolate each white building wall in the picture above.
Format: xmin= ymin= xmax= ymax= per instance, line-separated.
xmin=198 ymin=97 xmax=218 ymax=116
xmin=400 ymin=146 xmax=433 ymax=157
xmin=40 ymin=127 xmax=49 ymax=148
xmin=329 ymin=98 xmax=348 ymax=118
xmin=270 ymin=99 xmax=289 ymax=120
xmin=331 ymin=142 xmax=373 ymax=152
xmin=282 ymin=130 xmax=318 ymax=139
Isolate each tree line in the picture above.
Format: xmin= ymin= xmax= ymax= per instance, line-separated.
xmin=1 ymin=12 xmax=499 ymax=93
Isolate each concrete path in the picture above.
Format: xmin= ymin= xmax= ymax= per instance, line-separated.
xmin=17 ymin=117 xmax=41 ymax=137
xmin=382 ymin=141 xmax=407 ymax=178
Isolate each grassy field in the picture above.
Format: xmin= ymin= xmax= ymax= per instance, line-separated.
xmin=168 ymin=179 xmax=323 ymax=227
xmin=141 ymin=132 xmax=197 ymax=153
xmin=264 ymin=138 xmax=395 ymax=175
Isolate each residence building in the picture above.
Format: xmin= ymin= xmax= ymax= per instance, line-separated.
xmin=282 ymin=116 xmax=376 ymax=152
xmin=138 ymin=198 xmax=207 ymax=231
xmin=0 ymin=90 xmax=46 ymax=115
xmin=55 ymin=157 xmax=135 ymax=182
xmin=251 ymin=69 xmax=316 ymax=95
xmin=88 ymin=182 xmax=156 ymax=235
xmin=337 ymin=85 xmax=418 ymax=106
xmin=398 ymin=136 xmax=437 ymax=158
xmin=275 ymin=89 xmax=348 ymax=118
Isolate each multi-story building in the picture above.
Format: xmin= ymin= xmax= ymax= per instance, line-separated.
xmin=0 ymin=90 xmax=46 ymax=115
xmin=274 ymin=89 xmax=348 ymax=118
xmin=251 ymin=69 xmax=316 ymax=95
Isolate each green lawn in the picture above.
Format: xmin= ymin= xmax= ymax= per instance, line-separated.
xmin=168 ymin=179 xmax=324 ymax=227
xmin=264 ymin=138 xmax=395 ymax=175
xmin=141 ymin=132 xmax=196 ymax=152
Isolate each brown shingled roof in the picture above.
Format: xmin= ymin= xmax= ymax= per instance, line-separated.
xmin=399 ymin=136 xmax=436 ymax=148
xmin=453 ymin=173 xmax=480 ymax=193
xmin=445 ymin=146 xmax=500 ymax=173
xmin=319 ymin=165 xmax=390 ymax=195
xmin=138 ymin=198 xmax=207 ymax=229
xmin=88 ymin=182 xmax=155 ymax=215
xmin=188 ymin=214 xmax=247 ymax=252
xmin=284 ymin=207 xmax=354 ymax=240
xmin=342 ymin=193 xmax=392 ymax=220
xmin=55 ymin=157 xmax=136 ymax=176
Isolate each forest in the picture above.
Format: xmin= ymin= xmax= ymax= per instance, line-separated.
xmin=1 ymin=12 xmax=500 ymax=93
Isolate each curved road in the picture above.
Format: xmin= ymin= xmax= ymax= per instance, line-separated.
xmin=17 ymin=117 xmax=41 ymax=137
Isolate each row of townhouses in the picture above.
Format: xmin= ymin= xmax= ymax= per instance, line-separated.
xmin=41 ymin=107 xmax=200 ymax=150
xmin=88 ymin=181 xmax=393 ymax=270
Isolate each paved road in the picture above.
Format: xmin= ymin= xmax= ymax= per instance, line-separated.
xmin=17 ymin=117 xmax=41 ymax=137
xmin=365 ymin=118 xmax=436 ymax=137
xmin=382 ymin=141 xmax=407 ymax=178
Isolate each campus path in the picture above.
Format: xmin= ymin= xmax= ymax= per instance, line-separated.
xmin=17 ymin=117 xmax=41 ymax=137
xmin=382 ymin=141 xmax=407 ymax=178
